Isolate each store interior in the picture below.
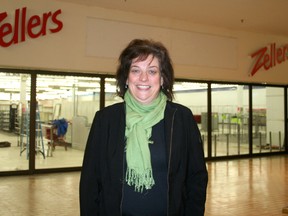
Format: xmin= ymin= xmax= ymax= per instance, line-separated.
xmin=0 ymin=72 xmax=286 ymax=172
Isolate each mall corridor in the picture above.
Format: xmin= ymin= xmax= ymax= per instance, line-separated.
xmin=0 ymin=155 xmax=287 ymax=216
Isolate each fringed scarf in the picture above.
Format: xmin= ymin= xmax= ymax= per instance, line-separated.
xmin=124 ymin=90 xmax=167 ymax=192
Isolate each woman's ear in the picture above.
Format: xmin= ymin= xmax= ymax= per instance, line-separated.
xmin=161 ymin=77 xmax=164 ymax=86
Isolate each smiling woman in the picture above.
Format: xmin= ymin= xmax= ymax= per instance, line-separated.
xmin=126 ymin=55 xmax=162 ymax=105
xmin=79 ymin=39 xmax=208 ymax=216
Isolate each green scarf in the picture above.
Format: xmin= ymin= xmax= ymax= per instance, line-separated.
xmin=124 ymin=90 xmax=167 ymax=192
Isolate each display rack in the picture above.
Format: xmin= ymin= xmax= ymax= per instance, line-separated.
xmin=0 ymin=109 xmax=10 ymax=131
xmin=0 ymin=103 xmax=19 ymax=133
xmin=9 ymin=104 xmax=18 ymax=132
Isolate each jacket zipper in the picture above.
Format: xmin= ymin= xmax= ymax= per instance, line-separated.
xmin=167 ymin=108 xmax=177 ymax=216
xmin=120 ymin=138 xmax=126 ymax=215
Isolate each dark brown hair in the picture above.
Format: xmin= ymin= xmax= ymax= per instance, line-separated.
xmin=116 ymin=39 xmax=174 ymax=100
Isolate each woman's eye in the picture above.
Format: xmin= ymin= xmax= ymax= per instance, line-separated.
xmin=131 ymin=69 xmax=140 ymax=74
xmin=148 ymin=70 xmax=157 ymax=75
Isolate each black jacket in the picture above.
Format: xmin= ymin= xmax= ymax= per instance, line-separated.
xmin=80 ymin=101 xmax=208 ymax=216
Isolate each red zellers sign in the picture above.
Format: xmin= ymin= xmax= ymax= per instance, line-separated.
xmin=0 ymin=7 xmax=63 ymax=47
xmin=250 ymin=43 xmax=288 ymax=76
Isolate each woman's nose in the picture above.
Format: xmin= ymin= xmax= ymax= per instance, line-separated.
xmin=139 ymin=71 xmax=148 ymax=81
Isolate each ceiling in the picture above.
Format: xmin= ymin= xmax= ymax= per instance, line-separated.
xmin=55 ymin=0 xmax=288 ymax=37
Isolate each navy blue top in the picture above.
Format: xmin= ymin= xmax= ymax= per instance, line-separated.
xmin=122 ymin=119 xmax=168 ymax=216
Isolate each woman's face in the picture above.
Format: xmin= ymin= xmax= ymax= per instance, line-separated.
xmin=127 ymin=54 xmax=163 ymax=105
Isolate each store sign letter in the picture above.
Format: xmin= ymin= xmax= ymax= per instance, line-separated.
xmin=250 ymin=43 xmax=288 ymax=76
xmin=0 ymin=7 xmax=63 ymax=47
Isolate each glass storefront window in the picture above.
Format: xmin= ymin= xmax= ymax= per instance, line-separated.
xmin=0 ymin=73 xmax=31 ymax=171
xmin=211 ymin=84 xmax=249 ymax=157
xmin=252 ymin=86 xmax=285 ymax=153
xmin=0 ymin=70 xmax=287 ymax=174
xmin=36 ymin=75 xmax=101 ymax=169
xmin=104 ymin=78 xmax=123 ymax=107
xmin=174 ymin=82 xmax=208 ymax=157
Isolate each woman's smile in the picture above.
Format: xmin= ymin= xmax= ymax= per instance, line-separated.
xmin=127 ymin=54 xmax=163 ymax=105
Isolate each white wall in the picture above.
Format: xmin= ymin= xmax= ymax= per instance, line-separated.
xmin=1 ymin=0 xmax=288 ymax=85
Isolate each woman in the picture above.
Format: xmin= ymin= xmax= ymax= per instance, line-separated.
xmin=79 ymin=39 xmax=208 ymax=216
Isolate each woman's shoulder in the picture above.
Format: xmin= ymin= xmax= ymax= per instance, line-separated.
xmin=103 ymin=102 xmax=124 ymax=110
xmin=166 ymin=101 xmax=192 ymax=114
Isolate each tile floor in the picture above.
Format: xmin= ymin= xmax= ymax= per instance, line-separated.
xmin=0 ymin=131 xmax=84 ymax=171
xmin=0 ymin=155 xmax=287 ymax=216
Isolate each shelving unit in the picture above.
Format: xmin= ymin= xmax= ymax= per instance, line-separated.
xmin=0 ymin=103 xmax=18 ymax=133
xmin=0 ymin=109 xmax=10 ymax=131
xmin=9 ymin=104 xmax=18 ymax=132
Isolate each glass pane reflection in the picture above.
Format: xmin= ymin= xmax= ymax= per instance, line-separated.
xmin=0 ymin=73 xmax=31 ymax=171
xmin=174 ymin=82 xmax=208 ymax=157
xmin=36 ymin=75 xmax=101 ymax=169
xmin=105 ymin=78 xmax=123 ymax=107
xmin=211 ymin=84 xmax=249 ymax=157
xmin=252 ymin=86 xmax=285 ymax=153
